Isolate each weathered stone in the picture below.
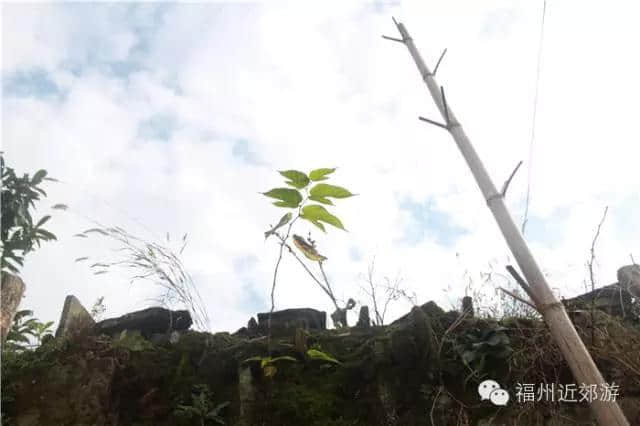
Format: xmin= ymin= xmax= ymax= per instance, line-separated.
xmin=1 ymin=273 xmax=26 ymax=344
xmin=422 ymin=301 xmax=446 ymax=318
xmin=390 ymin=306 xmax=438 ymax=369
xmin=256 ymin=308 xmax=325 ymax=335
xmin=148 ymin=330 xmax=183 ymax=346
xmin=55 ymin=295 xmax=95 ymax=338
xmin=248 ymin=317 xmax=258 ymax=331
xmin=294 ymin=327 xmax=308 ymax=355
xmin=148 ymin=333 xmax=169 ymax=346
xmin=330 ymin=298 xmax=356 ymax=328
xmin=391 ymin=300 xmax=445 ymax=326
xmin=12 ymin=351 xmax=117 ymax=425
xmin=562 ymin=265 xmax=640 ymax=320
xmin=356 ymin=305 xmax=371 ymax=328
xmin=237 ymin=365 xmax=256 ymax=426
xmin=94 ymin=307 xmax=191 ymax=337
xmin=618 ymin=264 xmax=640 ymax=298
xmin=5 ymin=297 xmax=640 ymax=425
xmin=376 ymin=380 xmax=398 ymax=425
xmin=563 ymin=283 xmax=633 ymax=318
xmin=462 ymin=296 xmax=474 ymax=317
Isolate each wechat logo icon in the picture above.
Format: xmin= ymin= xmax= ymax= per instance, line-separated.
xmin=478 ymin=379 xmax=510 ymax=406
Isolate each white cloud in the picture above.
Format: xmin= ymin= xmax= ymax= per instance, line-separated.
xmin=2 ymin=1 xmax=638 ymax=333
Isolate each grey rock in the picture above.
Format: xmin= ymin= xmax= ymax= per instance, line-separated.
xmin=390 ymin=301 xmax=445 ymax=327
xmin=149 ymin=333 xmax=170 ymax=346
xmin=330 ymin=298 xmax=356 ymax=328
xmin=55 ymin=295 xmax=95 ymax=338
xmin=94 ymin=307 xmax=192 ymax=337
xmin=1 ymin=273 xmax=26 ymax=344
xmin=618 ymin=264 xmax=640 ymax=298
xmin=256 ymin=308 xmax=326 ymax=336
xmin=248 ymin=317 xmax=258 ymax=331
xmin=356 ymin=305 xmax=371 ymax=328
xmin=390 ymin=306 xmax=438 ymax=370
xmin=563 ymin=283 xmax=633 ymax=318
xmin=462 ymin=296 xmax=474 ymax=317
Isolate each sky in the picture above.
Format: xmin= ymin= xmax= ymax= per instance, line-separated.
xmin=2 ymin=1 xmax=639 ymax=333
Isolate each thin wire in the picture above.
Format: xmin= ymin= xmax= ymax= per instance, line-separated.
xmin=522 ymin=0 xmax=547 ymax=236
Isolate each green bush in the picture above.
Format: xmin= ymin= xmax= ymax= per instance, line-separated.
xmin=452 ymin=324 xmax=513 ymax=381
xmin=1 ymin=155 xmax=59 ymax=274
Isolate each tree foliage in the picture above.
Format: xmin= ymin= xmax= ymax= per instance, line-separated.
xmin=3 ymin=309 xmax=54 ymax=352
xmin=1 ymin=155 xmax=58 ymax=274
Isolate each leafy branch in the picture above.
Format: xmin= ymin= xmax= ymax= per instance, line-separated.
xmin=3 ymin=310 xmax=54 ymax=352
xmin=1 ymin=155 xmax=59 ymax=274
xmin=262 ymin=168 xmax=356 ymax=328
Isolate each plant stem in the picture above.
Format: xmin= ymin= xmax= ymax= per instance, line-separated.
xmin=318 ymin=262 xmax=340 ymax=310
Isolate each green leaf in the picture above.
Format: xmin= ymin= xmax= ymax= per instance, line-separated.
xmin=35 ymin=229 xmax=56 ymax=240
xmin=243 ymin=356 xmax=264 ymax=364
xmin=35 ymin=215 xmax=51 ymax=228
xmin=300 ymin=205 xmax=346 ymax=231
xmin=31 ymin=170 xmax=47 ymax=185
xmin=307 ymin=349 xmax=341 ymax=364
xmin=309 ymin=168 xmax=336 ymax=181
xmin=262 ymin=188 xmax=303 ymax=208
xmin=270 ymin=355 xmax=298 ymax=363
xmin=308 ymin=195 xmax=334 ymax=205
xmin=264 ymin=212 xmax=293 ymax=240
xmin=278 ymin=170 xmax=310 ymax=189
xmin=309 ymin=183 xmax=355 ymax=205
xmin=310 ymin=183 xmax=354 ymax=199
xmin=82 ymin=228 xmax=110 ymax=236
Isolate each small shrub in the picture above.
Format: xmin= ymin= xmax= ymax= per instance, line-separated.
xmin=174 ymin=384 xmax=229 ymax=425
xmin=452 ymin=324 xmax=512 ymax=382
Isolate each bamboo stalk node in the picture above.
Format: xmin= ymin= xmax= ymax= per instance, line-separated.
xmin=538 ymin=301 xmax=565 ymax=313
xmin=486 ymin=193 xmax=503 ymax=205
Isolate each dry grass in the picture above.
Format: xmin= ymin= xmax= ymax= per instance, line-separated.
xmin=75 ymin=225 xmax=210 ymax=331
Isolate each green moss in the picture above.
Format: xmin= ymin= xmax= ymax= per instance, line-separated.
xmin=263 ymin=363 xmax=361 ymax=426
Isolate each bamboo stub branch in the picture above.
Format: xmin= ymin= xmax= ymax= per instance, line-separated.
xmin=498 ymin=287 xmax=537 ymax=311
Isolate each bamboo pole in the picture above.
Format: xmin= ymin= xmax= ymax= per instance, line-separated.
xmin=385 ymin=18 xmax=629 ymax=425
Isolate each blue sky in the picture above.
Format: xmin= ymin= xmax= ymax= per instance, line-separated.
xmin=3 ymin=1 xmax=638 ymax=332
